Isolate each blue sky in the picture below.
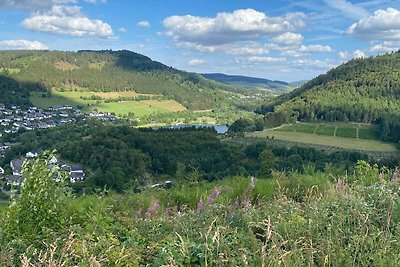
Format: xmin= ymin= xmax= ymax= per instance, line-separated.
xmin=0 ymin=0 xmax=399 ymax=81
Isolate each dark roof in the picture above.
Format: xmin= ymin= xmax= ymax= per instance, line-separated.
xmin=6 ymin=175 xmax=23 ymax=182
xmin=71 ymin=172 xmax=85 ymax=179
xmin=70 ymin=165 xmax=83 ymax=172
xmin=11 ymin=158 xmax=25 ymax=171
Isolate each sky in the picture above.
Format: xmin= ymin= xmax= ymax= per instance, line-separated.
xmin=0 ymin=0 xmax=399 ymax=81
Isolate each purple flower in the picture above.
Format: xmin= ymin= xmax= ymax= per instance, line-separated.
xmin=207 ymin=188 xmax=221 ymax=205
xmin=145 ymin=201 xmax=160 ymax=218
xmin=135 ymin=209 xmax=142 ymax=218
xmin=391 ymin=168 xmax=399 ymax=184
xmin=195 ymin=199 xmax=204 ymax=215
xmin=165 ymin=206 xmax=173 ymax=215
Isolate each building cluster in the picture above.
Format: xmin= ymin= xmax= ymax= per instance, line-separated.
xmin=0 ymin=103 xmax=119 ymax=191
xmin=87 ymin=111 xmax=117 ymax=121
xmin=0 ymin=151 xmax=86 ymax=188
xmin=0 ymin=104 xmax=81 ymax=135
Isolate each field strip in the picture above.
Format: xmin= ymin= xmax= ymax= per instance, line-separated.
xmin=246 ymin=130 xmax=399 ymax=152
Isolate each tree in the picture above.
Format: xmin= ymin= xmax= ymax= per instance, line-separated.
xmin=258 ymin=149 xmax=275 ymax=178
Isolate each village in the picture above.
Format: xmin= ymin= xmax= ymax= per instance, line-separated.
xmin=0 ymin=103 xmax=117 ymax=192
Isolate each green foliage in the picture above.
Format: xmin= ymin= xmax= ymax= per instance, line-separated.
xmin=0 ymin=50 xmax=259 ymax=111
xmin=257 ymin=52 xmax=400 ymax=142
xmin=5 ymin=151 xmax=67 ymax=244
xmin=257 ymin=149 xmax=275 ymax=178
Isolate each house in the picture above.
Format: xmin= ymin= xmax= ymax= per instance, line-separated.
xmin=11 ymin=158 xmax=25 ymax=176
xmin=70 ymin=172 xmax=85 ymax=183
xmin=26 ymin=150 xmax=40 ymax=158
xmin=0 ymin=166 xmax=4 ymax=175
xmin=69 ymin=165 xmax=85 ymax=183
xmin=6 ymin=175 xmax=23 ymax=186
xmin=49 ymin=156 xmax=58 ymax=165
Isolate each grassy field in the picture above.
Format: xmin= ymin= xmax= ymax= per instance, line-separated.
xmin=276 ymin=122 xmax=381 ymax=141
xmin=247 ymin=130 xmax=398 ymax=152
xmin=30 ymin=90 xmax=186 ymax=117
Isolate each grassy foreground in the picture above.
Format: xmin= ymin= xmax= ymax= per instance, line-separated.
xmin=247 ymin=130 xmax=399 ymax=152
xmin=1 ymin=154 xmax=400 ymax=266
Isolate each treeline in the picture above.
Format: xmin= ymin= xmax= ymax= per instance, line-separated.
xmin=0 ymin=75 xmax=40 ymax=108
xmin=0 ymin=50 xmax=243 ymax=110
xmin=256 ymin=51 xmax=400 ymax=142
xmin=0 ymin=120 xmax=388 ymax=192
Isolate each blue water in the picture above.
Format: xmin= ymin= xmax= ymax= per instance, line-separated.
xmin=154 ymin=124 xmax=229 ymax=134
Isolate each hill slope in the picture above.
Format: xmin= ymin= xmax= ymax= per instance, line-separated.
xmin=202 ymin=73 xmax=293 ymax=94
xmin=0 ymin=50 xmax=249 ymax=110
xmin=257 ymin=52 xmax=400 ymax=142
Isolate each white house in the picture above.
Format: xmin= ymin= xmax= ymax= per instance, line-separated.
xmin=0 ymin=166 xmax=4 ymax=175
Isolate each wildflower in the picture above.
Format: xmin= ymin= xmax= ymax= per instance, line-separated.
xmin=135 ymin=209 xmax=142 ymax=219
xmin=195 ymin=199 xmax=204 ymax=215
xmin=145 ymin=201 xmax=160 ymax=219
xmin=391 ymin=167 xmax=399 ymax=184
xmin=207 ymin=187 xmax=221 ymax=205
xmin=165 ymin=206 xmax=173 ymax=215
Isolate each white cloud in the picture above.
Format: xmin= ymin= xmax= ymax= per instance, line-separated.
xmin=226 ymin=45 xmax=269 ymax=56
xmin=353 ymin=49 xmax=366 ymax=58
xmin=246 ymin=56 xmax=286 ymax=63
xmin=369 ymin=41 xmax=400 ymax=53
xmin=21 ymin=5 xmax=114 ymax=38
xmin=294 ymin=59 xmax=336 ymax=69
xmin=272 ymin=32 xmax=303 ymax=45
xmin=276 ymin=44 xmax=333 ymax=58
xmin=118 ymin=27 xmax=127 ymax=33
xmin=324 ymin=0 xmax=370 ymax=19
xmin=0 ymin=0 xmax=105 ymax=9
xmin=0 ymin=0 xmax=75 ymax=9
xmin=84 ymin=0 xmax=107 ymax=3
xmin=338 ymin=50 xmax=368 ymax=61
xmin=347 ymin=8 xmax=400 ymax=41
xmin=188 ymin=59 xmax=205 ymax=66
xmin=338 ymin=51 xmax=350 ymax=60
xmin=163 ymin=9 xmax=306 ymax=46
xmin=0 ymin=39 xmax=48 ymax=50
xmin=137 ymin=20 xmax=151 ymax=28
xmin=299 ymin=44 xmax=333 ymax=53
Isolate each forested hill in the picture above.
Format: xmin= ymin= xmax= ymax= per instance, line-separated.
xmin=257 ymin=52 xmax=400 ymax=142
xmin=0 ymin=50 xmax=242 ymax=110
xmin=202 ymin=73 xmax=292 ymax=93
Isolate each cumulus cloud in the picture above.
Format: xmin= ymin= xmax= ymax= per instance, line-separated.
xmin=0 ymin=39 xmax=48 ymax=50
xmin=272 ymin=32 xmax=303 ymax=45
xmin=21 ymin=5 xmax=114 ymax=38
xmin=324 ymin=0 xmax=370 ymax=19
xmin=247 ymin=56 xmax=286 ymax=63
xmin=0 ymin=0 xmax=105 ymax=9
xmin=347 ymin=8 xmax=400 ymax=41
xmin=188 ymin=59 xmax=205 ymax=66
xmin=0 ymin=0 xmax=74 ymax=9
xmin=118 ymin=27 xmax=127 ymax=33
xmin=294 ymin=59 xmax=336 ymax=69
xmin=369 ymin=41 xmax=400 ymax=53
xmin=163 ymin=9 xmax=306 ymax=46
xmin=226 ymin=45 xmax=269 ymax=56
xmin=299 ymin=44 xmax=332 ymax=53
xmin=338 ymin=51 xmax=350 ymax=60
xmin=353 ymin=49 xmax=366 ymax=58
xmin=137 ymin=20 xmax=151 ymax=28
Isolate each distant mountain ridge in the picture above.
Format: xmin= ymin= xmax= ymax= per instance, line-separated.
xmin=202 ymin=73 xmax=296 ymax=93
